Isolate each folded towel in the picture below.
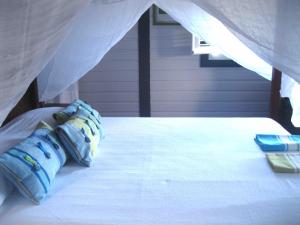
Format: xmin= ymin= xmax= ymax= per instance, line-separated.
xmin=255 ymin=134 xmax=300 ymax=152
xmin=266 ymin=153 xmax=300 ymax=173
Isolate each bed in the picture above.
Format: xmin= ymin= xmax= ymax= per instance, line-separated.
xmin=0 ymin=107 xmax=300 ymax=225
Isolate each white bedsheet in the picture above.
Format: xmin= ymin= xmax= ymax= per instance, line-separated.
xmin=1 ymin=116 xmax=300 ymax=225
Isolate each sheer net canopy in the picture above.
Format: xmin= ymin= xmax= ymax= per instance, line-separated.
xmin=1 ymin=0 xmax=299 ymax=126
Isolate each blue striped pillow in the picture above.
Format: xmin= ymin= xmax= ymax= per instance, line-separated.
xmin=53 ymin=99 xmax=101 ymax=125
xmin=0 ymin=122 xmax=67 ymax=204
xmin=56 ymin=108 xmax=104 ymax=167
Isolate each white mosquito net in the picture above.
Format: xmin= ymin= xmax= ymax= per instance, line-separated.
xmin=1 ymin=0 xmax=300 ymax=126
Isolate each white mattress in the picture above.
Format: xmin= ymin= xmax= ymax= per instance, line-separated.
xmin=1 ymin=112 xmax=300 ymax=225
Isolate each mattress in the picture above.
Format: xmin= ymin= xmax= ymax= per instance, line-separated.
xmin=1 ymin=111 xmax=300 ymax=225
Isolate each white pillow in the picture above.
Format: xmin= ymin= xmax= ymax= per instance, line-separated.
xmin=0 ymin=107 xmax=63 ymax=206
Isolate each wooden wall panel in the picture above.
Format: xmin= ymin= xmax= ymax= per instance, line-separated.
xmin=150 ymin=16 xmax=271 ymax=117
xmin=79 ymin=25 xmax=139 ymax=117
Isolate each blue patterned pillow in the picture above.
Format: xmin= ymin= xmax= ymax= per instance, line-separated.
xmin=53 ymin=99 xmax=101 ymax=125
xmin=56 ymin=108 xmax=104 ymax=167
xmin=0 ymin=121 xmax=67 ymax=204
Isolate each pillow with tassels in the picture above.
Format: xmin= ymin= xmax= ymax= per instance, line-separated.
xmin=56 ymin=107 xmax=104 ymax=167
xmin=0 ymin=121 xmax=67 ymax=204
xmin=53 ymin=99 xmax=101 ymax=125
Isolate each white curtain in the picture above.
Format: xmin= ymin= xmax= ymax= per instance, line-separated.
xmin=0 ymin=0 xmax=89 ymax=125
xmin=37 ymin=0 xmax=152 ymax=101
xmin=155 ymin=0 xmax=272 ymax=80
xmin=187 ymin=0 xmax=300 ymax=84
xmin=38 ymin=0 xmax=274 ymax=103
xmin=154 ymin=0 xmax=300 ymax=126
xmin=39 ymin=0 xmax=300 ymax=99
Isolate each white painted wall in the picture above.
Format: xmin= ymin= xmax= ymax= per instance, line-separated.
xmin=79 ymin=14 xmax=271 ymax=117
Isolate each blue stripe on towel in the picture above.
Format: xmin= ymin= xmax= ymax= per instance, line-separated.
xmin=255 ymin=134 xmax=300 ymax=152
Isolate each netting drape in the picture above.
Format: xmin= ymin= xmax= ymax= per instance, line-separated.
xmin=37 ymin=0 xmax=152 ymax=101
xmin=187 ymin=0 xmax=300 ymax=84
xmin=155 ymin=0 xmax=272 ymax=80
xmin=0 ymin=0 xmax=89 ymax=125
xmin=1 ymin=0 xmax=300 ymax=126
xmin=155 ymin=0 xmax=300 ymax=126
xmin=40 ymin=0 xmax=300 ymax=105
